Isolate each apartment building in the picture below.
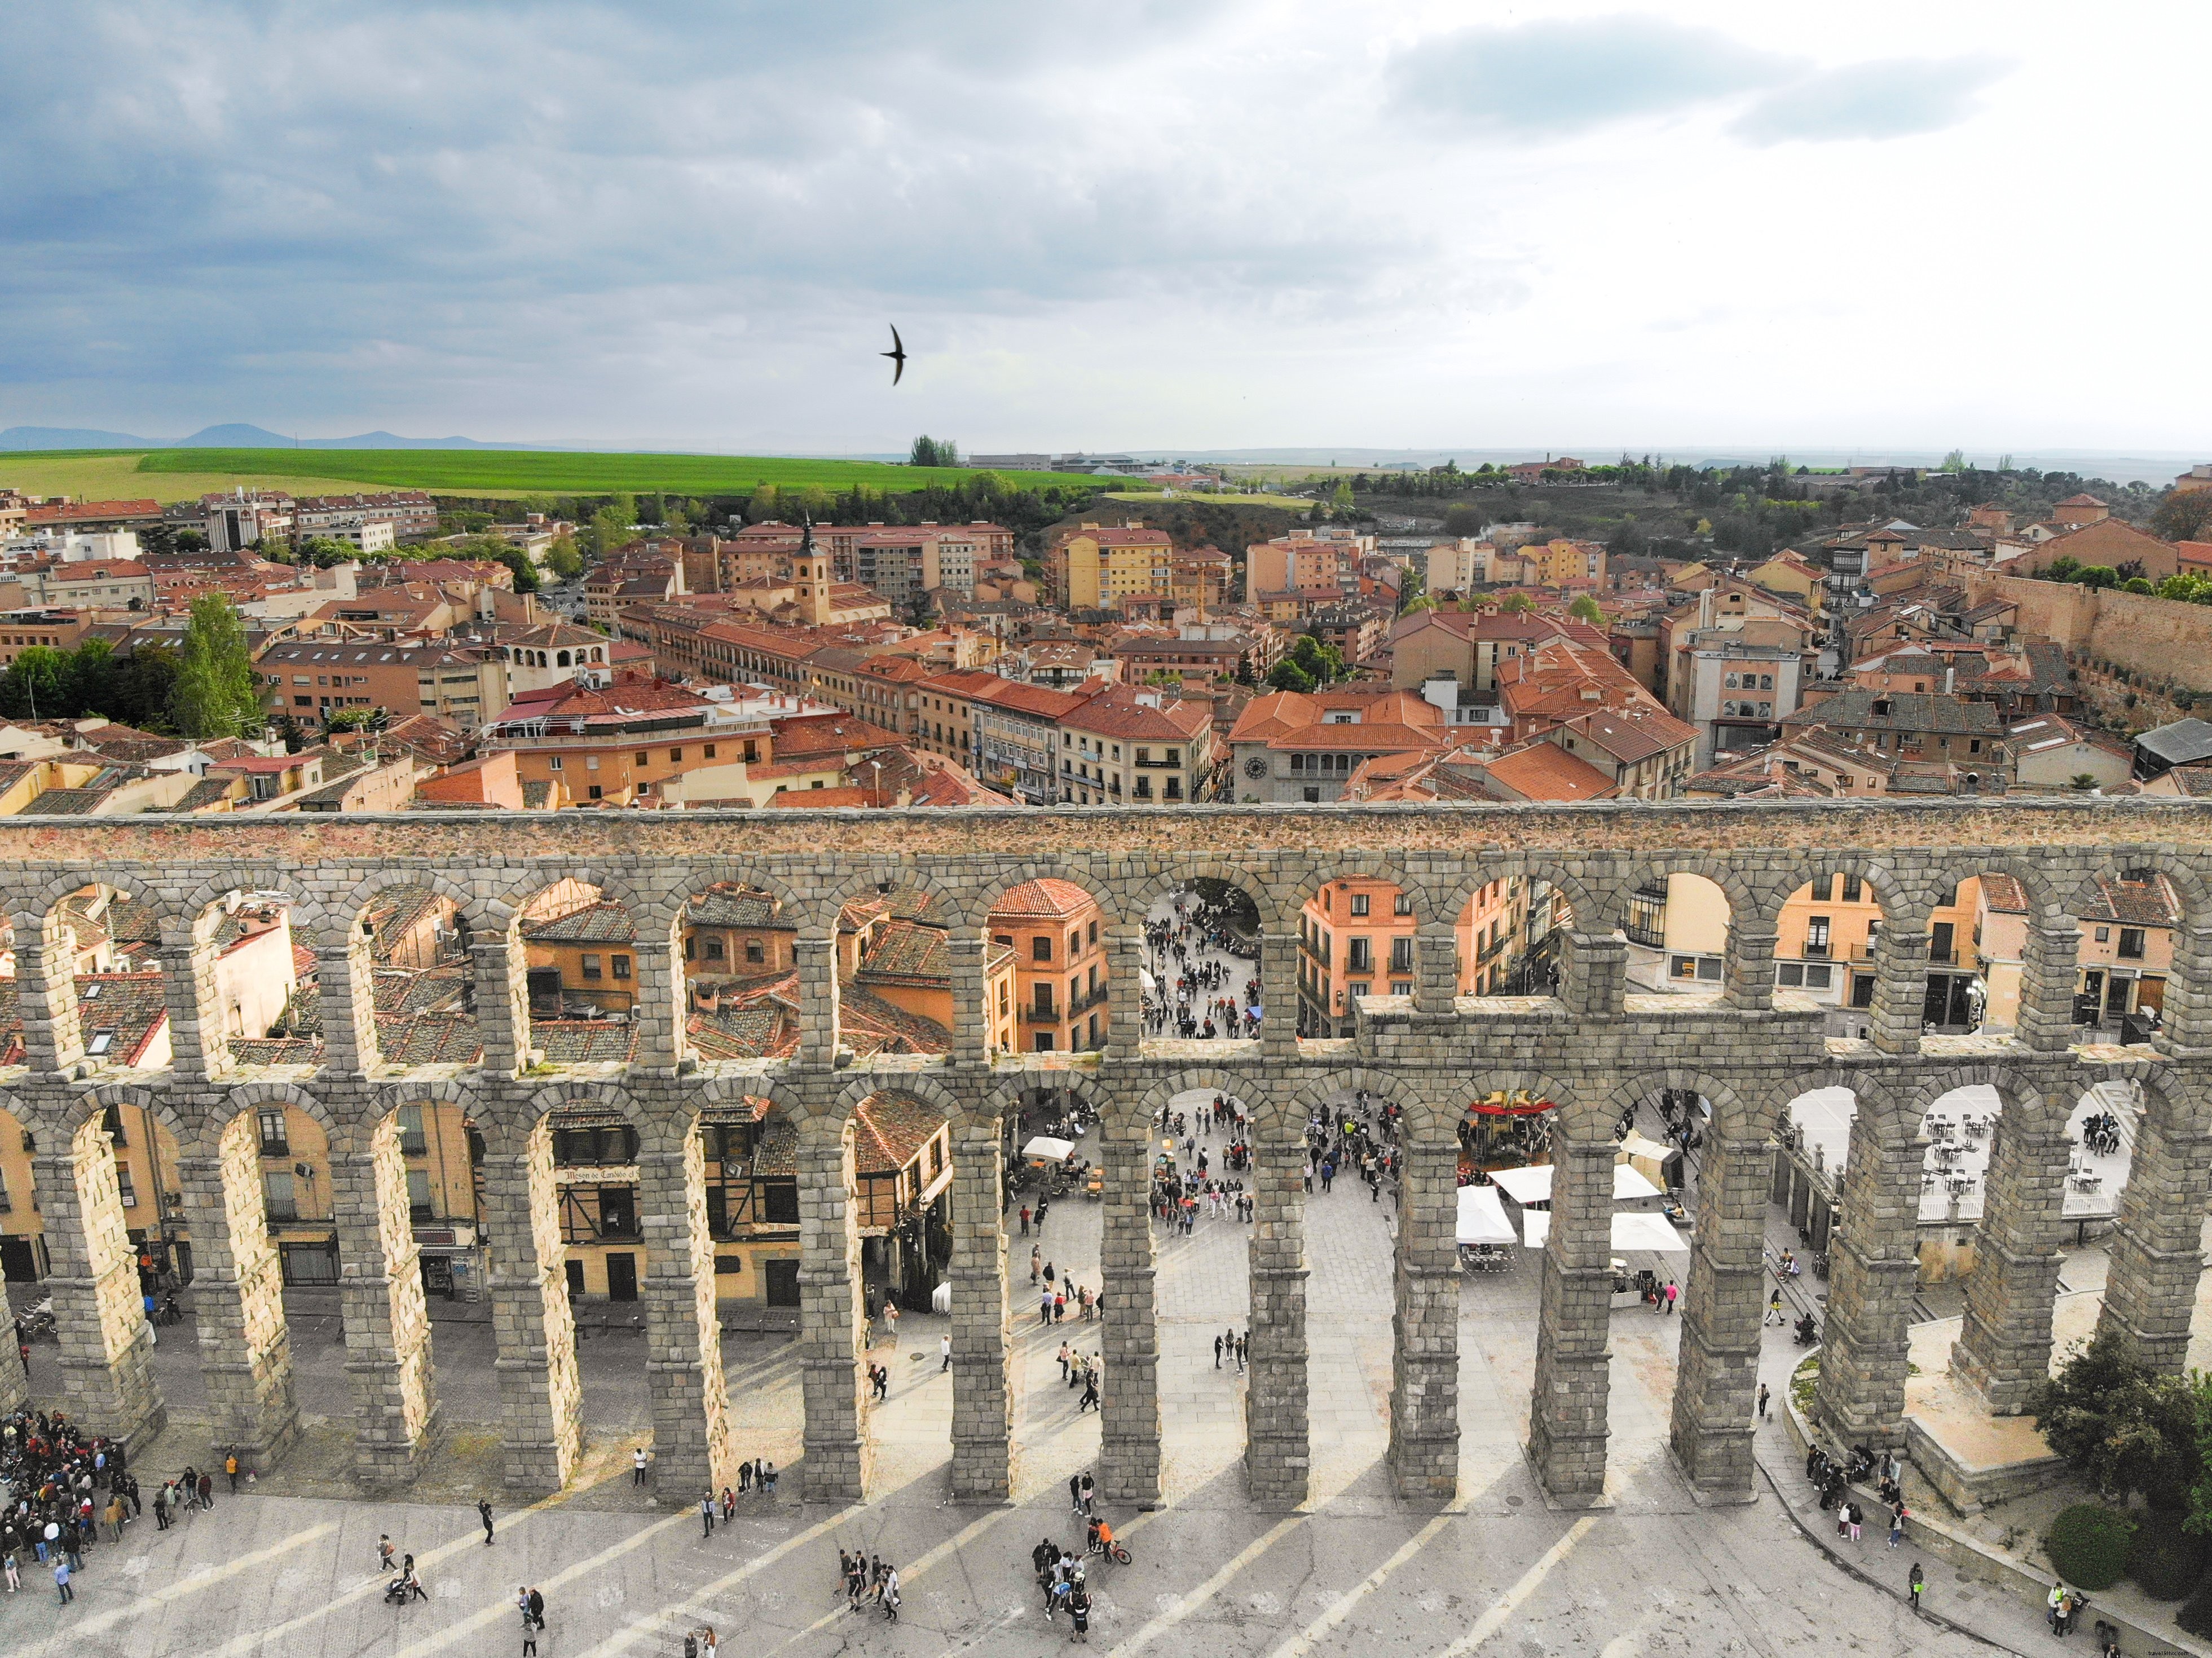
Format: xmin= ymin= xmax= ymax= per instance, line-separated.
xmin=256 ymin=638 xmax=509 ymax=727
xmin=1046 ymin=523 xmax=1173 ymax=610
xmin=1056 ymin=684 xmax=1214 ymax=806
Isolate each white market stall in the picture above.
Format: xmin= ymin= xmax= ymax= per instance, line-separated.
xmin=1521 ymin=1210 xmax=1694 ymax=1253
xmin=1617 ymin=1132 xmax=1678 ymax=1191
xmin=1455 ymin=1184 xmax=1517 ymax=1246
xmin=1485 ymin=1163 xmax=1662 ymax=1206
xmin=1021 ymin=1137 xmax=1077 ymax=1162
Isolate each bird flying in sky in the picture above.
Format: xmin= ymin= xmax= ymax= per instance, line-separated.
xmin=882 ymin=325 xmax=906 ymax=386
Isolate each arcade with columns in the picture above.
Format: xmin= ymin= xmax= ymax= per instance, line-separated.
xmin=0 ymin=800 xmax=2207 ymax=1514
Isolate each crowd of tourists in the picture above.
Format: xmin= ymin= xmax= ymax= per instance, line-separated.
xmin=1141 ymin=895 xmax=1261 ymax=1040
xmin=0 ymin=1406 xmax=240 ymax=1604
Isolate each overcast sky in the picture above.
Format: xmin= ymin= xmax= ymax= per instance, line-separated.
xmin=5 ymin=1 xmax=2209 ymax=456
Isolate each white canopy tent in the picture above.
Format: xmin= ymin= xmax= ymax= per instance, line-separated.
xmin=931 ymin=1281 xmax=951 ymax=1315
xmin=1455 ymin=1185 xmax=1517 ymax=1247
xmin=1485 ymin=1163 xmax=1662 ymax=1206
xmin=1522 ymin=1210 xmax=1693 ymax=1252
xmin=1021 ymin=1136 xmax=1077 ymax=1162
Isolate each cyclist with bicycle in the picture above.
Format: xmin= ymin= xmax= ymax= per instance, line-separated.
xmin=1086 ymin=1516 xmax=1129 ymax=1564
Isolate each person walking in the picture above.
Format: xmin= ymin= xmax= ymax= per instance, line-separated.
xmin=197 ymin=1470 xmax=214 ymax=1510
xmin=1888 ymin=1506 xmax=1905 ymax=1550
xmin=1909 ymin=1563 xmax=1924 ymax=1611
xmin=739 ymin=1461 xmax=753 ymax=1495
xmin=528 ymin=1585 xmax=546 ymax=1629
xmin=1030 ymin=1244 xmax=1041 ymax=1282
xmin=1020 ymin=1205 xmax=1031 ymax=1237
xmin=941 ymin=1333 xmax=952 ymax=1373
xmin=153 ymin=1485 xmax=170 ymax=1531
xmin=1068 ymin=1473 xmax=1083 ymax=1516
xmin=226 ymin=1449 xmax=241 ymax=1492
xmin=699 ymin=1493 xmax=715 ymax=1538
xmin=1765 ymin=1289 xmax=1784 ymax=1326
xmin=880 ymin=1564 xmax=901 ymax=1622
xmin=1078 ymin=1472 xmax=1094 ymax=1516
xmin=54 ymin=1558 xmax=72 ymax=1604
xmin=4 ymin=1547 xmax=19 ymax=1594
xmin=1756 ymin=1383 xmax=1770 ymax=1421
xmin=521 ymin=1603 xmax=539 ymax=1658
xmin=479 ymin=1498 xmax=496 ymax=1546
xmin=1663 ymin=1281 xmax=1678 ymax=1316
xmin=633 ymin=1446 xmax=649 ymax=1485
xmin=1078 ymin=1370 xmax=1099 ymax=1413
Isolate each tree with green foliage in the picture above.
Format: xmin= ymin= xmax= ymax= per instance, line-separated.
xmin=1568 ymin=594 xmax=1605 ymax=623
xmin=585 ymin=506 xmax=632 ymax=557
xmin=0 ymin=646 xmax=67 ymax=720
xmin=1287 ymin=633 xmax=1345 ymax=684
xmin=2028 ymin=1327 xmax=2204 ymax=1511
xmin=1266 ymin=660 xmax=1316 ymax=694
xmin=2077 ymin=565 xmax=2121 ymax=589
xmin=1330 ymin=480 xmax=1354 ymax=510
xmin=544 ymin=532 xmax=584 ymax=581
xmin=2123 ymin=576 xmax=2156 ymax=594
xmin=1499 ymin=592 xmax=1535 ymax=614
xmin=170 ymin=593 xmax=263 ymax=739
xmin=909 ymin=435 xmax=958 ymax=468
xmin=1441 ymin=502 xmax=1484 ymax=537
xmin=1396 ymin=562 xmax=1426 ymax=614
xmin=2152 ymin=490 xmax=2212 ymax=544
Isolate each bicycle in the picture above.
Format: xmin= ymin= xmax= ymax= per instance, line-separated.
xmin=1086 ymin=1539 xmax=1131 ymax=1566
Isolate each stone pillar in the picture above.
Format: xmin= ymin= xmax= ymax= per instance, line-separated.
xmin=1558 ymin=932 xmax=1625 ymax=1019
xmin=2098 ymin=1086 xmax=2212 ymax=1375
xmin=1725 ymin=923 xmax=1777 ymax=1012
xmin=1413 ymin=920 xmax=1458 ymax=1016
xmin=15 ymin=916 xmax=83 ymax=1075
xmin=796 ymin=1117 xmax=867 ymax=1502
xmin=628 ymin=929 xmax=686 ymax=1071
xmin=1104 ymin=923 xmax=1144 ymax=1056
xmin=34 ymin=1109 xmax=165 ymax=1448
xmin=315 ymin=938 xmax=378 ymax=1077
xmin=1260 ymin=929 xmax=1298 ymax=1059
xmin=948 ymin=934 xmax=993 ymax=1065
xmin=1245 ymin=1119 xmax=1309 ymax=1508
xmin=636 ymin=1118 xmax=736 ymax=1500
xmin=2154 ymin=925 xmax=2212 ymax=1053
xmin=1813 ymin=1104 xmax=1918 ymax=1451
xmin=1952 ymin=1092 xmax=2072 ymax=1412
xmin=2015 ymin=924 xmax=2083 ymax=1051
xmin=472 ymin=936 xmax=531 ymax=1076
xmin=331 ymin=1114 xmax=438 ymax=1483
xmin=949 ymin=1115 xmax=1014 ymax=1500
xmin=1387 ymin=1132 xmax=1458 ymax=1498
xmin=795 ymin=933 xmax=843 ymax=1064
xmin=481 ymin=1115 xmax=584 ymax=1491
xmin=156 ymin=932 xmax=222 ymax=1082
xmin=177 ymin=1116 xmax=298 ymax=1466
xmin=1099 ymin=1112 xmax=1161 ymax=1506
xmin=1668 ymin=1132 xmax=1765 ymax=1499
xmin=1526 ymin=1135 xmax=1612 ymax=1504
xmin=1866 ymin=928 xmax=1931 ymax=1057
xmin=0 ymin=1311 xmax=27 ymax=1415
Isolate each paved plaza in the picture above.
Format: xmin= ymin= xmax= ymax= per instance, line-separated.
xmin=3 ymin=1096 xmax=2020 ymax=1655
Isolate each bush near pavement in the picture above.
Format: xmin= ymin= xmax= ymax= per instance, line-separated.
xmin=2044 ymin=1503 xmax=2134 ymax=1591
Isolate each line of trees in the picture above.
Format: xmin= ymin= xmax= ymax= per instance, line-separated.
xmin=909 ymin=435 xmax=960 ymax=468
xmin=0 ymin=594 xmax=264 ymax=738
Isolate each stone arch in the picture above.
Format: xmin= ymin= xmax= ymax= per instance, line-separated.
xmin=173 ymin=866 xmax=321 ymax=940
xmin=646 ymin=858 xmax=810 ymax=936
xmin=1457 ymin=1066 xmax=1597 ymax=1141
xmin=1594 ymin=1069 xmax=1755 ymax=1142
xmin=55 ymin=1078 xmax=189 ymax=1143
xmin=1755 ymin=857 xmax=1910 ymax=929
xmin=2065 ymin=850 xmax=2211 ymax=931
xmin=979 ymin=1068 xmax=1107 ymax=1127
xmin=1902 ymin=854 xmax=2070 ymax=929
xmin=211 ymin=1078 xmax=338 ymax=1143
xmin=1433 ymin=856 xmax=1602 ymax=942
xmin=492 ymin=861 xmax=655 ymax=926
xmin=824 ymin=1070 xmax=969 ymax=1132
xmin=1288 ymin=1066 xmax=1435 ymax=1144
xmin=1126 ymin=856 xmax=1286 ymax=933
xmin=321 ymin=866 xmax=511 ymax=949
xmin=1606 ymin=854 xmax=1756 ymax=941
xmin=957 ymin=861 xmax=1119 ymax=934
xmin=1125 ymin=1064 xmax=1272 ymax=1138
xmin=787 ymin=861 xmax=964 ymax=937
xmin=1902 ymin=1062 xmax=2050 ymax=1125
xmin=1281 ymin=855 xmax=1431 ymax=927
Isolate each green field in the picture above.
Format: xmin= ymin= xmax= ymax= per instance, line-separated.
xmin=129 ymin=447 xmax=1105 ymax=498
xmin=1103 ymin=488 xmax=1313 ymax=509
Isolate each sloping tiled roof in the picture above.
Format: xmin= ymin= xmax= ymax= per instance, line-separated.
xmin=836 ymin=983 xmax=953 ymax=1056
xmin=989 ymin=877 xmax=1095 ymax=921
xmin=854 ymin=916 xmax=949 ymax=982
xmin=853 ymin=1095 xmax=946 ymax=1175
xmin=521 ymin=902 xmax=636 ymax=945
xmin=686 ymin=887 xmax=779 ymax=928
xmin=1485 ymin=742 xmax=1616 ymax=802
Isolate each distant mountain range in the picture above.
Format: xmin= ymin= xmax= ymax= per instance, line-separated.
xmin=0 ymin=424 xmax=533 ymax=452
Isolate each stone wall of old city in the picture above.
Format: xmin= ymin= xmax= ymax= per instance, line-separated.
xmin=2 ymin=799 xmax=2207 ymax=1509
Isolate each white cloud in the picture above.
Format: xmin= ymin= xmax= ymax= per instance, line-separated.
xmin=0 ymin=1 xmax=2202 ymax=452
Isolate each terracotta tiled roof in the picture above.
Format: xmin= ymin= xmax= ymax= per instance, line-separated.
xmin=989 ymin=877 xmax=1096 ymax=921
xmin=521 ymin=902 xmax=636 ymax=945
xmin=686 ymin=886 xmax=779 ymax=928
xmin=1484 ymin=742 xmax=1616 ymax=802
xmin=853 ymin=1095 xmax=947 ymax=1175
xmin=854 ymin=916 xmax=949 ymax=982
xmin=837 ymin=984 xmax=953 ymax=1056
